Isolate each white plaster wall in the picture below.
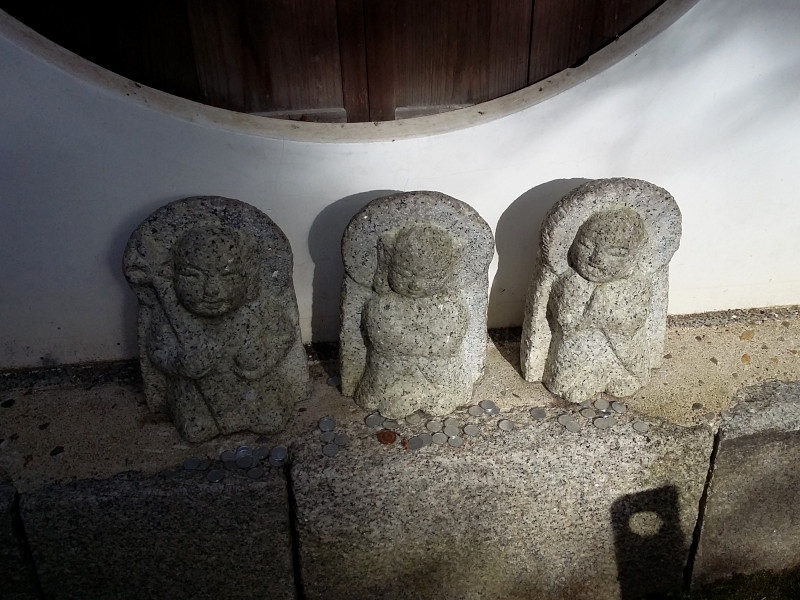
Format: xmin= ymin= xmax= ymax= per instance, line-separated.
xmin=1 ymin=0 xmax=799 ymax=369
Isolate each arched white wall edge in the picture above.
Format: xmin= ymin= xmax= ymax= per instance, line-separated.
xmin=1 ymin=0 xmax=799 ymax=369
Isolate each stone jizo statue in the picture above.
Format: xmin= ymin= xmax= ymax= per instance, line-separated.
xmin=124 ymin=197 xmax=310 ymax=442
xmin=521 ymin=179 xmax=681 ymax=403
xmin=340 ymin=192 xmax=494 ymax=419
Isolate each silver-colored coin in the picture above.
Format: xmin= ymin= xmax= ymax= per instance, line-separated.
xmin=419 ymin=433 xmax=433 ymax=446
xmin=223 ymin=459 xmax=237 ymax=471
xmin=432 ymin=432 xmax=448 ymax=445
xmin=318 ymin=416 xmax=336 ymax=432
xmin=426 ymin=420 xmax=443 ymax=433
xmin=605 ymin=416 xmax=618 ymax=427
xmin=594 ymin=398 xmax=610 ymax=410
xmin=235 ymin=445 xmax=252 ymax=457
xmin=498 ymin=419 xmax=514 ymax=432
xmin=479 ymin=399 xmax=497 ymax=411
xmin=468 ymin=405 xmax=484 ymax=417
xmin=565 ymin=420 xmax=581 ymax=433
xmin=447 ymin=435 xmax=464 ymax=447
xmin=183 ymin=457 xmax=201 ymax=471
xmin=220 ymin=450 xmax=235 ymax=462
xmin=253 ymin=447 xmax=270 ymax=461
xmin=463 ymin=424 xmax=480 ymax=437
xmin=236 ymin=455 xmax=255 ymax=469
xmin=580 ymin=408 xmax=597 ymax=419
xmin=593 ymin=417 xmax=611 ymax=430
xmin=206 ymin=469 xmax=225 ymax=483
xmin=365 ymin=413 xmax=385 ymax=428
xmin=579 ymin=400 xmax=593 ymax=409
xmin=486 ymin=406 xmax=500 ymax=416
xmin=633 ymin=421 xmax=650 ymax=433
xmin=408 ymin=436 xmax=425 ymax=451
xmin=334 ymin=433 xmax=350 ymax=447
xmin=269 ymin=445 xmax=288 ymax=467
xmin=383 ymin=419 xmax=401 ymax=431
xmin=326 ymin=376 xmax=341 ymax=387
xmin=320 ymin=431 xmax=336 ymax=443
xmin=611 ymin=401 xmax=627 ymax=414
xmin=322 ymin=443 xmax=339 ymax=457
xmin=530 ymin=408 xmax=547 ymax=420
xmin=443 ymin=424 xmax=460 ymax=437
xmin=443 ymin=417 xmax=459 ymax=428
xmin=405 ymin=412 xmax=422 ymax=425
xmin=196 ymin=459 xmax=211 ymax=471
xmin=247 ymin=466 xmax=265 ymax=479
xmin=557 ymin=414 xmax=572 ymax=426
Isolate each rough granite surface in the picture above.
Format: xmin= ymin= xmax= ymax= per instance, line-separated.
xmin=20 ymin=467 xmax=295 ymax=600
xmin=521 ymin=178 xmax=681 ymax=403
xmin=692 ymin=380 xmax=800 ymax=588
xmin=0 ymin=476 xmax=38 ymax=600
xmin=290 ymin=404 xmax=712 ymax=600
xmin=340 ymin=191 xmax=494 ymax=418
xmin=123 ymin=196 xmax=311 ymax=442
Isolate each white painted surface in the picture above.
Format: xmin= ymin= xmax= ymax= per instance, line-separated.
xmin=1 ymin=0 xmax=799 ymax=368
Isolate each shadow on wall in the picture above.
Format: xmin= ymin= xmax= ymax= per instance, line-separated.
xmin=489 ymin=179 xmax=589 ymax=328
xmin=308 ymin=190 xmax=400 ymax=343
xmin=611 ymin=485 xmax=687 ymax=600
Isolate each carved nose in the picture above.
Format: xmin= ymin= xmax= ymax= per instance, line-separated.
xmin=204 ymin=277 xmax=222 ymax=297
xmin=408 ymin=281 xmax=421 ymax=292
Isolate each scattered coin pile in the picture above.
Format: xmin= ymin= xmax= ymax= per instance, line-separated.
xmin=318 ymin=416 xmax=350 ymax=457
xmin=183 ymin=444 xmax=289 ymax=484
xmin=541 ymin=399 xmax=650 ymax=434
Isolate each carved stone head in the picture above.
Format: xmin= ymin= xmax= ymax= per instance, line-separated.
xmin=386 ymin=223 xmax=459 ymax=298
xmin=568 ymin=208 xmax=647 ymax=283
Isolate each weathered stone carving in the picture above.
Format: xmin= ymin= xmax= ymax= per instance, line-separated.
xmin=123 ymin=196 xmax=310 ymax=442
xmin=521 ymin=178 xmax=681 ymax=402
xmin=340 ymin=192 xmax=494 ymax=419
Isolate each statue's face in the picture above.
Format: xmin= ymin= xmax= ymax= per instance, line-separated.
xmin=173 ymin=229 xmax=249 ymax=317
xmin=387 ymin=225 xmax=456 ymax=298
xmin=568 ymin=210 xmax=646 ymax=283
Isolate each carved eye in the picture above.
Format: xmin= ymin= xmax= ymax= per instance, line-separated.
xmin=608 ymin=246 xmax=630 ymax=257
xmin=178 ymin=268 xmax=202 ymax=279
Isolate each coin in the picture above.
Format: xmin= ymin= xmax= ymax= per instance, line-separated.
xmin=253 ymin=447 xmax=270 ymax=461
xmin=426 ymin=420 xmax=443 ymax=433
xmin=447 ymin=435 xmax=464 ymax=447
xmin=579 ymin=400 xmax=593 ymax=409
xmin=530 ymin=408 xmax=547 ymax=420
xmin=236 ymin=455 xmax=255 ymax=469
xmin=594 ymin=398 xmax=610 ymax=410
xmin=557 ymin=414 xmax=572 ymax=426
xmin=443 ymin=424 xmax=460 ymax=437
xmin=419 ymin=433 xmax=433 ymax=446
xmin=318 ymin=416 xmax=336 ymax=432
xmin=220 ymin=450 xmax=235 ymax=462
xmin=594 ymin=417 xmax=611 ymax=430
xmin=269 ymin=445 xmax=288 ymax=466
xmin=206 ymin=469 xmax=225 ymax=483
xmin=633 ymin=421 xmax=650 ymax=433
xmin=405 ymin=412 xmax=422 ymax=425
xmin=432 ymin=432 xmax=448 ymax=445
xmin=468 ymin=405 xmax=484 ymax=417
xmin=235 ymin=446 xmax=252 ymax=457
xmin=464 ymin=424 xmax=480 ymax=437
xmin=611 ymin=402 xmax=627 ymax=414
xmin=498 ymin=419 xmax=514 ymax=432
xmin=320 ymin=431 xmax=336 ymax=443
xmin=365 ymin=413 xmax=385 ymax=428
xmin=565 ymin=420 xmax=581 ymax=433
xmin=247 ymin=466 xmax=265 ymax=479
xmin=408 ymin=436 xmax=425 ymax=451
xmin=580 ymin=408 xmax=597 ymax=419
xmin=322 ymin=443 xmax=339 ymax=457
xmin=383 ymin=420 xmax=401 ymax=431
xmin=196 ymin=459 xmax=211 ymax=471
xmin=223 ymin=459 xmax=237 ymax=470
xmin=479 ymin=400 xmax=498 ymax=411
xmin=377 ymin=430 xmax=397 ymax=445
xmin=443 ymin=417 xmax=459 ymax=428
xmin=334 ymin=433 xmax=350 ymax=447
xmin=183 ymin=457 xmax=201 ymax=471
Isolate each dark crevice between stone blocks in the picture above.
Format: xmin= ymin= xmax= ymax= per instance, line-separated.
xmin=284 ymin=461 xmax=306 ymax=600
xmin=8 ymin=484 xmax=45 ymax=599
xmin=683 ymin=426 xmax=722 ymax=592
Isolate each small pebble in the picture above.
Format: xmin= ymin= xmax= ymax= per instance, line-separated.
xmin=318 ymin=416 xmax=336 ymax=432
xmin=377 ymin=430 xmax=397 ymax=445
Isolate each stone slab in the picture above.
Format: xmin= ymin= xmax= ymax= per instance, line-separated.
xmin=20 ymin=467 xmax=295 ymax=600
xmin=0 ymin=476 xmax=39 ymax=600
xmin=692 ymin=381 xmax=800 ymax=588
xmin=291 ymin=404 xmax=713 ymax=600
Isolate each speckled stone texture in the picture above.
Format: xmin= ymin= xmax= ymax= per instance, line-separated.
xmin=20 ymin=468 xmax=295 ymax=600
xmin=290 ymin=407 xmax=712 ymax=599
xmin=124 ymin=196 xmax=311 ymax=442
xmin=521 ymin=178 xmax=681 ymax=403
xmin=692 ymin=381 xmax=800 ymax=589
xmin=0 ymin=477 xmax=38 ymax=600
xmin=339 ymin=191 xmax=494 ymax=419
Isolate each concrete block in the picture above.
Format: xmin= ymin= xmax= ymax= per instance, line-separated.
xmin=20 ymin=468 xmax=295 ymax=600
xmin=291 ymin=406 xmax=713 ymax=599
xmin=0 ymin=477 xmax=39 ymax=600
xmin=693 ymin=381 xmax=800 ymax=588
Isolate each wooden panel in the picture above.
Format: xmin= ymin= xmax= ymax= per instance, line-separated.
xmin=529 ymin=0 xmax=663 ymax=84
xmin=336 ymin=0 xmax=369 ymax=122
xmin=187 ymin=0 xmax=344 ymax=114
xmin=364 ymin=0 xmax=532 ymax=121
